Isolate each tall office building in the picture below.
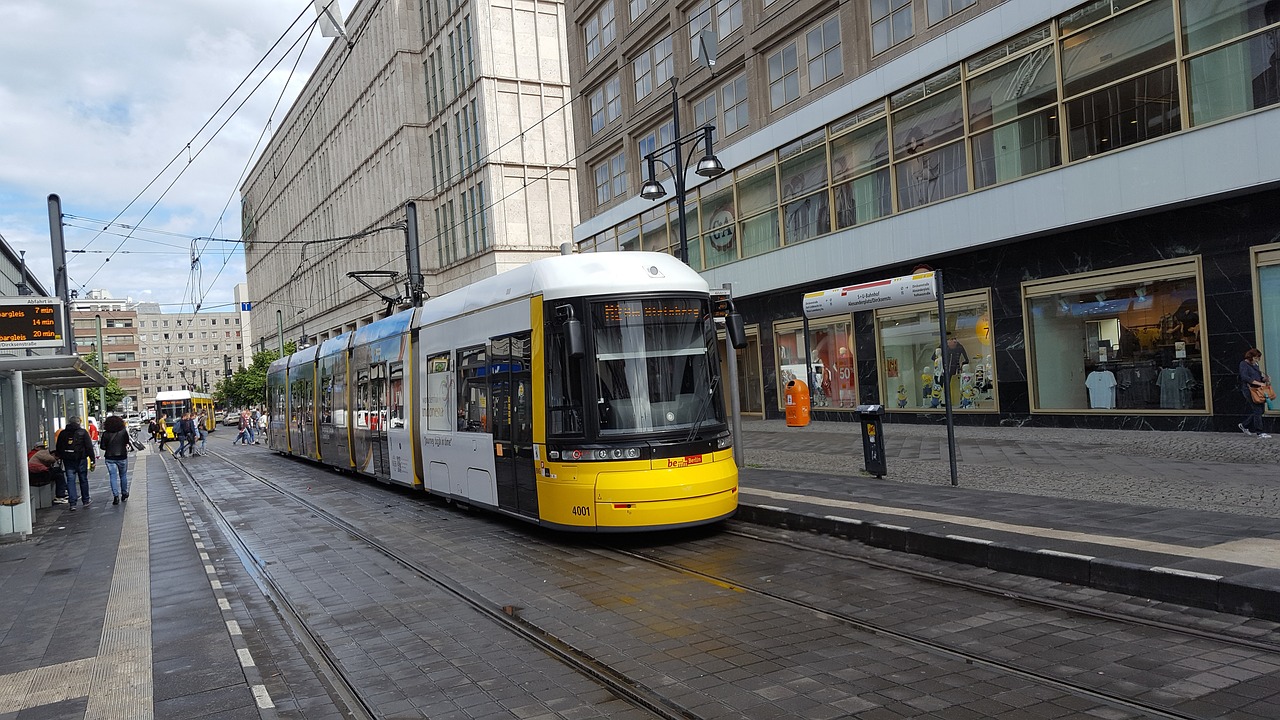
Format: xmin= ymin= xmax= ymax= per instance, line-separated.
xmin=565 ymin=0 xmax=1280 ymax=430
xmin=242 ymin=0 xmax=579 ymax=346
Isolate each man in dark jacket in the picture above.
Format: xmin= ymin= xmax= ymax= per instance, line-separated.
xmin=55 ymin=416 xmax=97 ymax=510
xmin=175 ymin=413 xmax=198 ymax=458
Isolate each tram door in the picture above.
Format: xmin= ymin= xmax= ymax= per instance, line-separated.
xmin=490 ymin=333 xmax=537 ymax=518
xmin=369 ymin=363 xmax=390 ymax=479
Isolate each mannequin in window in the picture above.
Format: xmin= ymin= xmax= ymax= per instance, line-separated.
xmin=943 ymin=334 xmax=969 ymax=405
xmin=904 ymin=128 xmax=939 ymax=206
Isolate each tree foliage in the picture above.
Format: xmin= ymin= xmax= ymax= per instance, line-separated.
xmin=214 ymin=343 xmax=296 ymax=410
xmin=80 ymin=350 xmax=127 ymax=416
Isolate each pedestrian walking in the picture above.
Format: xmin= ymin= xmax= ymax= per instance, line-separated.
xmin=147 ymin=417 xmax=160 ymax=447
xmin=236 ymin=410 xmax=251 ymax=445
xmin=248 ymin=407 xmax=260 ymax=444
xmin=157 ymin=415 xmax=172 ymax=454
xmin=98 ymin=415 xmax=132 ymax=504
xmin=54 ymin=416 xmax=97 ymax=510
xmin=175 ymin=413 xmax=198 ymax=458
xmin=257 ymin=409 xmax=268 ymax=443
xmin=196 ymin=413 xmax=209 ymax=455
xmin=1238 ymin=348 xmax=1273 ymax=439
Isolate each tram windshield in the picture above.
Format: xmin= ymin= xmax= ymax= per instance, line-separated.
xmin=591 ymin=297 xmax=725 ymax=436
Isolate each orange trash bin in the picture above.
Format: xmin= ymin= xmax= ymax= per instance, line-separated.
xmin=785 ymin=379 xmax=810 ymax=427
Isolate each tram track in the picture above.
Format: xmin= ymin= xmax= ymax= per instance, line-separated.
xmin=180 ymin=449 xmax=705 ymax=720
xmin=184 ymin=448 xmax=1280 ymax=720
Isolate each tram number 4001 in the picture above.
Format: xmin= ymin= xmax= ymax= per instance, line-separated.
xmin=571 ymin=505 xmax=591 ymax=516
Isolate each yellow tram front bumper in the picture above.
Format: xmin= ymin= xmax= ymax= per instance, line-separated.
xmin=538 ymin=449 xmax=739 ymax=531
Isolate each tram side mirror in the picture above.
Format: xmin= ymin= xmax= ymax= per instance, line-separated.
xmin=726 ymin=312 xmax=747 ymax=350
xmin=565 ymin=316 xmax=585 ymax=359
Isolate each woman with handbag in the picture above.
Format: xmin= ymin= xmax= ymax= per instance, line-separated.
xmin=1238 ymin=348 xmax=1273 ymax=438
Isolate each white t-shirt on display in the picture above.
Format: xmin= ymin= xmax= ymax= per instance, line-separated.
xmin=1085 ymin=370 xmax=1117 ymax=409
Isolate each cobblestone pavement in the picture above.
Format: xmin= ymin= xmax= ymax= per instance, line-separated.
xmin=739 ymin=419 xmax=1280 ymax=518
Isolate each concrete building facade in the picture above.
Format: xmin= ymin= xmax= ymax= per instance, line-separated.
xmin=564 ymin=0 xmax=1280 ymax=430
xmin=242 ymin=0 xmax=579 ymax=347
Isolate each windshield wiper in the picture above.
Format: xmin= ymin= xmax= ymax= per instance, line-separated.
xmin=684 ymin=373 xmax=720 ymax=443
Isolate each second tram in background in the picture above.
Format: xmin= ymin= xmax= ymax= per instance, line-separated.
xmin=267 ymin=252 xmax=746 ymax=532
xmin=154 ymin=390 xmax=217 ymax=432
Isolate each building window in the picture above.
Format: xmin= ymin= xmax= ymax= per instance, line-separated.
xmin=806 ymin=16 xmax=842 ymax=90
xmin=927 ymin=0 xmax=974 ymax=25
xmin=831 ymin=106 xmax=892 ymax=230
xmin=1060 ymin=0 xmax=1179 ymax=161
xmin=871 ymin=0 xmax=913 ymax=55
xmin=967 ymin=28 xmax=1060 ymax=189
xmin=638 ymin=121 xmax=675 ymax=170
xmin=723 ymin=75 xmax=748 ymax=135
xmin=773 ymin=317 xmax=856 ymax=410
xmin=768 ymin=42 xmax=799 ymax=110
xmin=589 ymin=76 xmax=621 ymax=134
xmin=1255 ymin=244 xmax=1280 ymax=414
xmin=688 ymin=1 xmax=743 ymax=60
xmin=1184 ymin=0 xmax=1280 ymax=124
xmin=585 ymin=1 xmax=616 ymax=63
xmin=876 ymin=291 xmax=995 ymax=412
xmin=595 ymin=161 xmax=612 ymax=205
xmin=779 ymin=131 xmax=830 ymax=244
xmin=1023 ymin=258 xmax=1206 ymax=413
xmin=891 ymin=67 xmax=967 ymax=210
xmin=629 ymin=0 xmax=647 ymax=21
xmin=634 ymin=36 xmax=673 ymax=101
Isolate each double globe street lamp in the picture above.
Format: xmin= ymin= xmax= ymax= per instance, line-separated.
xmin=639 ymin=79 xmax=726 ymax=266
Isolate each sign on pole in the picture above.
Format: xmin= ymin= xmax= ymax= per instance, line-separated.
xmin=0 ymin=296 xmax=66 ymax=349
xmin=802 ymin=271 xmax=937 ymax=319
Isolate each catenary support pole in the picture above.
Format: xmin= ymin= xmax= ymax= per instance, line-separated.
xmin=724 ymin=283 xmax=743 ymax=468
xmin=935 ymin=270 xmax=959 ymax=486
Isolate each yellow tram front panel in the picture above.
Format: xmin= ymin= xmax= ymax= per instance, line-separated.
xmin=536 ymin=449 xmax=738 ymax=529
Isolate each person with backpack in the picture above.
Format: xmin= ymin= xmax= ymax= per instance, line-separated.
xmin=174 ymin=413 xmax=198 ymax=458
xmin=147 ymin=417 xmax=160 ymax=447
xmin=98 ymin=415 xmax=132 ymax=504
xmin=55 ymin=416 xmax=97 ymax=511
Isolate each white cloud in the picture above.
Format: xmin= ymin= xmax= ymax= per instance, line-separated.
xmin=0 ymin=0 xmax=330 ymax=313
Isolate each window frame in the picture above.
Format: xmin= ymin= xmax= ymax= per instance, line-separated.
xmin=1021 ymin=256 xmax=1211 ymax=415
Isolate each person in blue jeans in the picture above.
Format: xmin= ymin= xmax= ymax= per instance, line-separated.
xmin=98 ymin=415 xmax=132 ymax=504
xmin=55 ymin=416 xmax=97 ymax=510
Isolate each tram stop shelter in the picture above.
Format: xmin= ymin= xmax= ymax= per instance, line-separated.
xmin=0 ymin=354 xmax=108 ymax=538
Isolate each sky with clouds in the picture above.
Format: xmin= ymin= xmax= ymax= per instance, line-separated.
xmin=0 ymin=0 xmax=333 ymax=314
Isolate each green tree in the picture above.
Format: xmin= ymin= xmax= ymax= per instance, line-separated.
xmin=217 ymin=344 xmax=295 ymax=409
xmin=81 ymin=350 xmax=127 ymax=416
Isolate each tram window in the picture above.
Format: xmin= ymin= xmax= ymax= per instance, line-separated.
xmin=592 ymin=297 xmax=722 ymax=435
xmin=457 ymin=346 xmax=487 ymax=432
xmin=356 ymin=370 xmax=370 ymax=429
xmin=320 ymin=360 xmax=334 ymax=425
xmin=425 ymin=352 xmax=453 ymax=432
xmin=547 ymin=329 xmax=584 ymax=436
xmin=389 ymin=364 xmax=405 ymax=428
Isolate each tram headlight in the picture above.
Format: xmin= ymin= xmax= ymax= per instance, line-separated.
xmin=553 ymin=447 xmax=643 ymax=461
xmin=716 ymin=434 xmax=733 ymax=450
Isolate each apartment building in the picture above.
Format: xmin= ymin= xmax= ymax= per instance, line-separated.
xmin=70 ymin=292 xmax=246 ymax=412
xmin=565 ymin=0 xmax=1280 ymax=430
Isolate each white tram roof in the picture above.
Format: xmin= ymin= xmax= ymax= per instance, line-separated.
xmin=270 ymin=252 xmax=710 ymax=369
xmin=419 ymin=252 xmax=709 ymax=326
xmin=155 ymin=390 xmax=211 ymax=401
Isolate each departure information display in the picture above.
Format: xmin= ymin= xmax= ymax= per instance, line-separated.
xmin=0 ymin=297 xmax=65 ymax=349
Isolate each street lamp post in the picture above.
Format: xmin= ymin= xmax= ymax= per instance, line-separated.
xmin=639 ymin=78 xmax=726 ymax=265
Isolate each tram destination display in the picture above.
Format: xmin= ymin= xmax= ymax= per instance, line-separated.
xmin=0 ymin=297 xmax=65 ymax=349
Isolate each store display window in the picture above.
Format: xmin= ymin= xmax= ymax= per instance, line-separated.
xmin=875 ymin=291 xmax=996 ymax=412
xmin=1253 ymin=245 xmax=1280 ymax=413
xmin=773 ymin=317 xmax=855 ymax=410
xmin=1023 ymin=259 xmax=1208 ymax=412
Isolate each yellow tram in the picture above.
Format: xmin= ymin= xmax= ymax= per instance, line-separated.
xmin=267 ymin=252 xmax=746 ymax=531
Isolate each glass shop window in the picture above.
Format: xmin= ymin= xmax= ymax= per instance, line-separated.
xmin=773 ymin=317 xmax=856 ymax=410
xmin=876 ymin=292 xmax=996 ymax=412
xmin=1253 ymin=245 xmax=1280 ymax=413
xmin=1024 ymin=260 xmax=1207 ymax=412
